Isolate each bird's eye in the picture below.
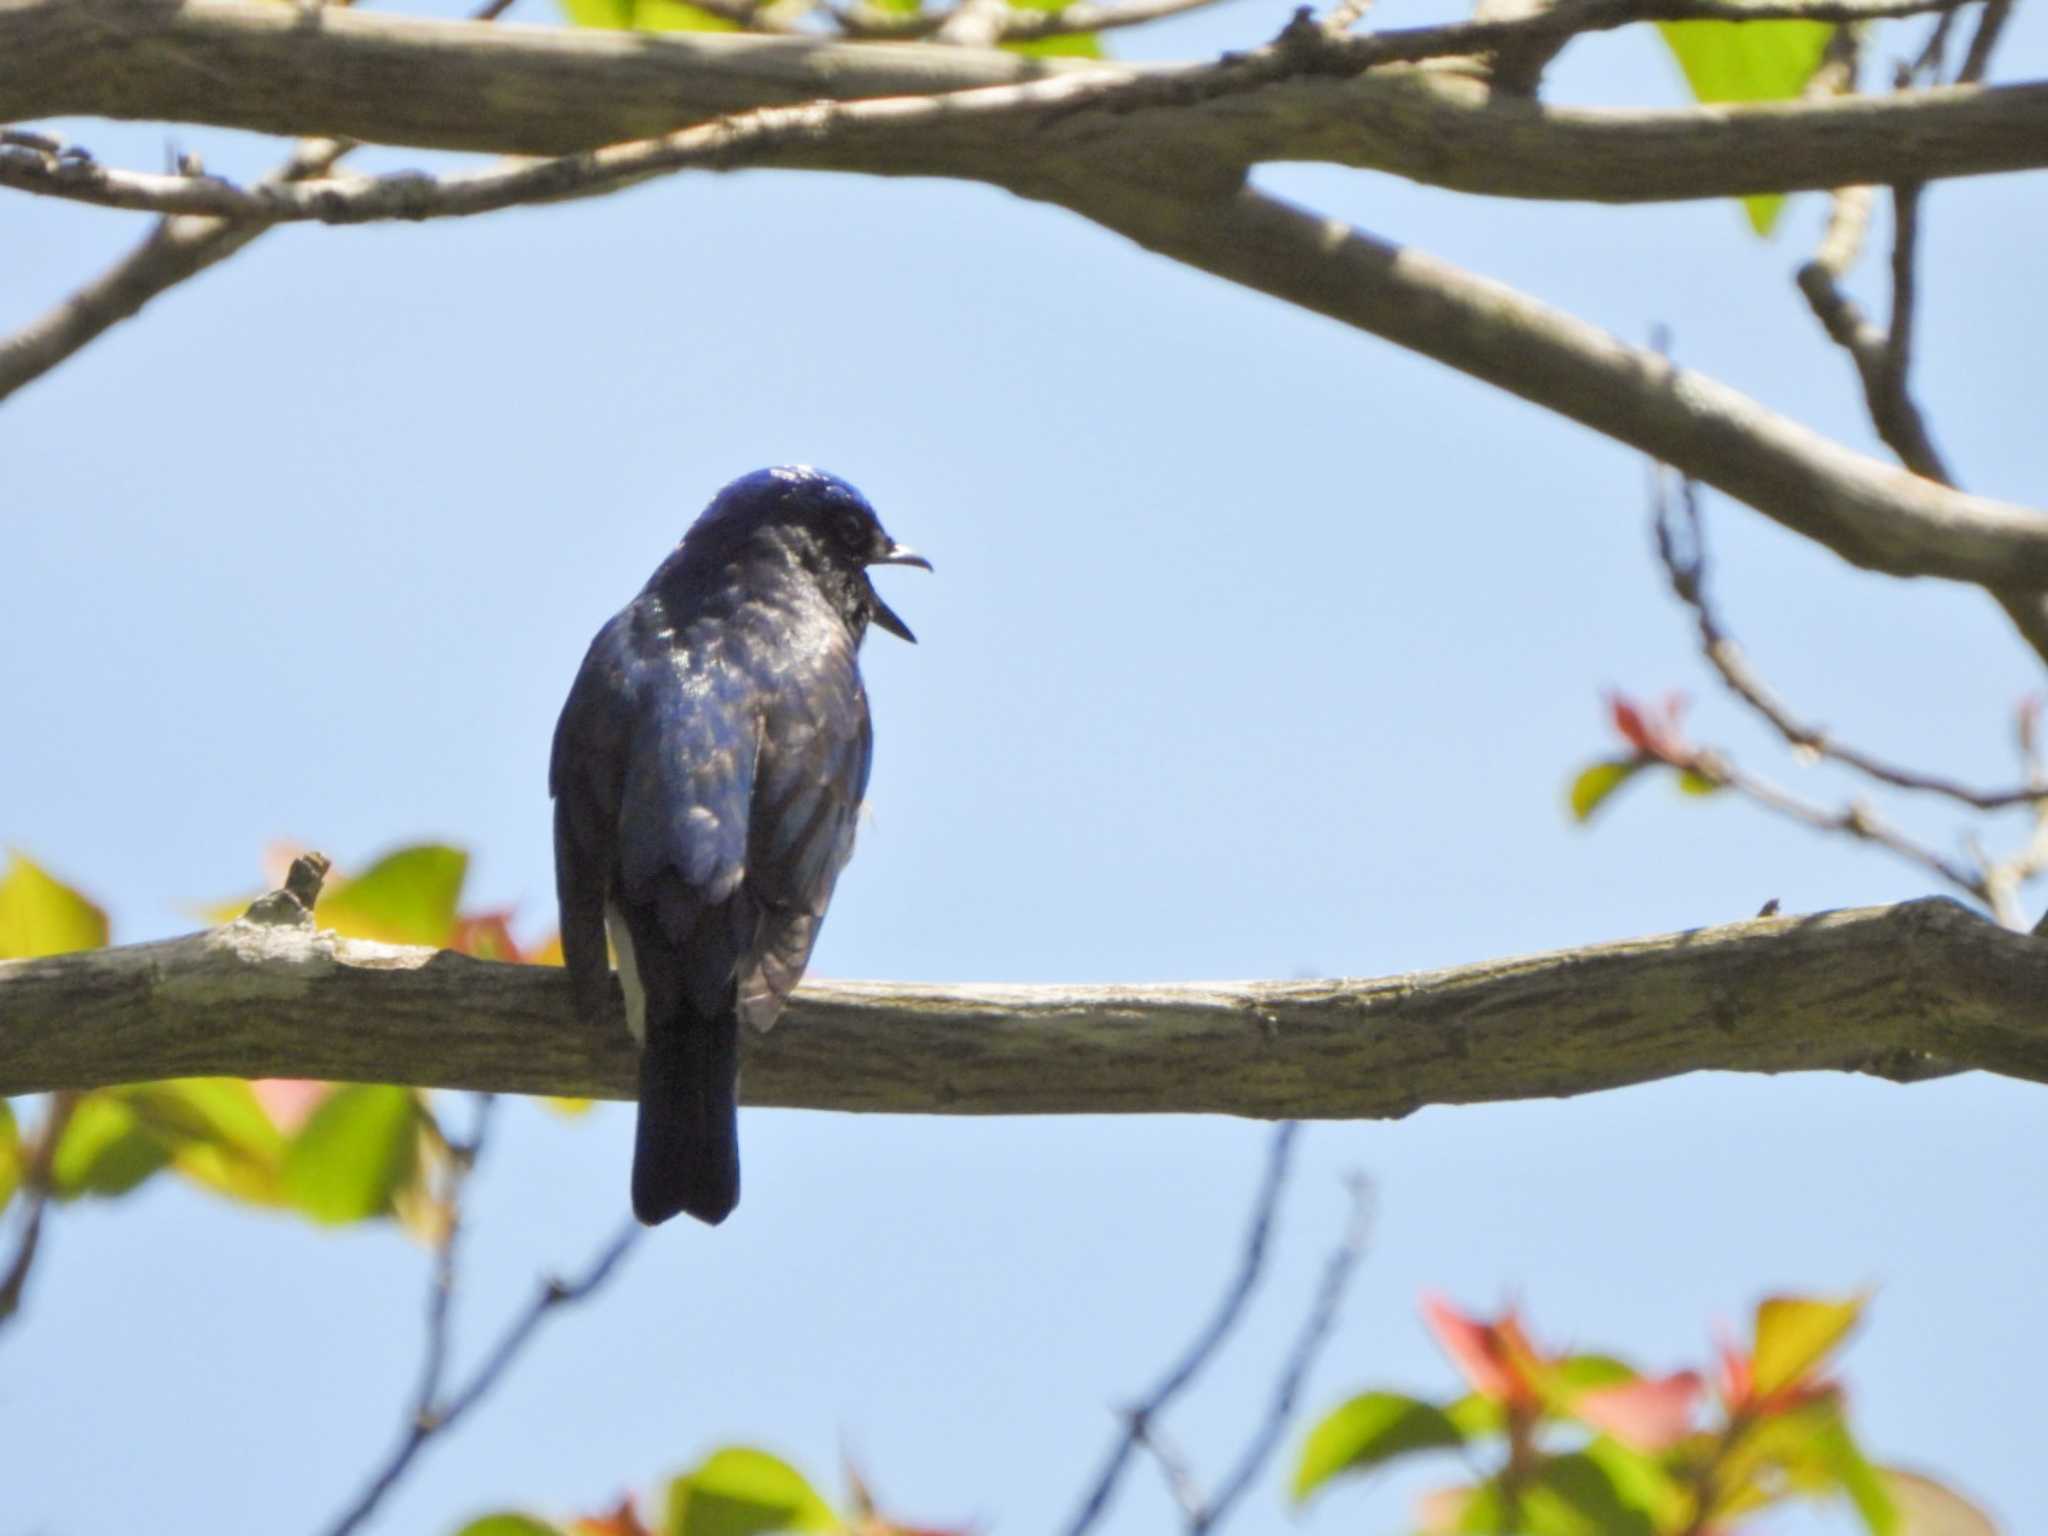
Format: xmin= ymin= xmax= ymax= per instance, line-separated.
xmin=836 ymin=509 xmax=871 ymax=549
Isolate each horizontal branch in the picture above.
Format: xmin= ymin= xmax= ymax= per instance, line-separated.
xmin=3 ymin=896 xmax=2044 ymax=1114
xmin=6 ymin=0 xmax=2045 ymax=201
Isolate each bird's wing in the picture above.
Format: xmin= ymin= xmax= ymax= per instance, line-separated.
xmin=550 ymin=614 xmax=637 ymax=1030
xmin=551 ymin=607 xmax=763 ymax=1027
xmin=738 ymin=661 xmax=874 ymax=1028
xmin=613 ymin=645 xmax=762 ymax=1021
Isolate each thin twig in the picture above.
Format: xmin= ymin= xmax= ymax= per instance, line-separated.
xmin=316 ymin=1213 xmax=642 ymax=1536
xmin=932 ymin=0 xmax=1015 ymax=45
xmin=1790 ymin=49 xmax=1955 ymax=486
xmin=0 ymin=1093 xmax=78 ymax=1335
xmin=1061 ymin=1122 xmax=1299 ymax=1536
xmin=1691 ymin=747 xmax=1991 ymax=904
xmin=1323 ymin=0 xmax=1377 ymax=34
xmin=411 ymin=1094 xmax=497 ymax=1422
xmin=1192 ymin=1174 xmax=1374 ymax=1534
xmin=1957 ymin=0 xmax=2013 ymax=82
xmin=1131 ymin=1420 xmax=1208 ymax=1522
xmin=1980 ymin=797 xmax=2048 ymax=929
xmin=0 ymin=0 xmax=512 ymax=405
xmin=1653 ymin=474 xmax=2044 ymax=809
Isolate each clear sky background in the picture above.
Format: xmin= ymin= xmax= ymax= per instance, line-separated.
xmin=5 ymin=2 xmax=2045 ymax=1532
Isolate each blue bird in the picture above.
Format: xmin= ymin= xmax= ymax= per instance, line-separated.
xmin=550 ymin=467 xmax=929 ymax=1226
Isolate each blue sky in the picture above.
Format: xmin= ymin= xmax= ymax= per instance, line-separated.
xmin=5 ymin=1 xmax=2046 ymax=1531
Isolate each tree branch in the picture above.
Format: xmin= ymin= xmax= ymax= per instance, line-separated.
xmin=10 ymin=17 xmax=2048 ymax=611
xmin=0 ymin=137 xmax=344 ymax=404
xmin=3 ymin=896 xmax=2045 ymax=1112
xmin=1064 ymin=180 xmax=2048 ymax=600
xmin=0 ymin=0 xmax=518 ymax=405
xmin=5 ymin=0 xmax=2044 ymax=200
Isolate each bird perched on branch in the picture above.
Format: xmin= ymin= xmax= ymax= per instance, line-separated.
xmin=550 ymin=467 xmax=929 ymax=1227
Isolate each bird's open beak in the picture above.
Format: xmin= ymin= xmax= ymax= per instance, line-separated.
xmin=866 ymin=542 xmax=930 ymax=644
xmin=871 ymin=543 xmax=932 ymax=572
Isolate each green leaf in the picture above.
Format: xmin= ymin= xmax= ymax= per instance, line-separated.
xmin=1447 ymin=1391 xmax=1506 ymax=1439
xmin=49 ymin=1093 xmax=172 ymax=1198
xmin=319 ymin=844 xmax=468 ymax=948
xmin=1005 ymin=30 xmax=1103 ymax=58
xmin=1752 ymin=1293 xmax=1864 ymax=1397
xmin=0 ymin=851 xmax=108 ymax=958
xmin=1550 ymin=1354 xmax=1638 ymax=1392
xmin=1813 ymin=1409 xmax=1898 ymax=1536
xmin=1519 ymin=1451 xmax=1658 ymax=1536
xmin=121 ymin=1080 xmax=289 ymax=1205
xmin=1292 ymin=1392 xmax=1469 ymax=1505
xmin=559 ymin=0 xmax=741 ymax=32
xmin=1584 ymin=1436 xmax=1689 ymax=1531
xmin=0 ymin=1099 xmax=21 ymax=1211
xmin=1655 ymin=19 xmax=1831 ymax=234
xmin=280 ymin=1085 xmax=422 ymax=1223
xmin=1001 ymin=0 xmax=1100 ymax=57
xmin=665 ymin=1447 xmax=838 ymax=1536
xmin=451 ymin=1517 xmax=567 ymax=1536
xmin=1676 ymin=767 xmax=1722 ymax=796
xmin=1881 ymin=1468 xmax=1998 ymax=1536
xmin=1569 ymin=758 xmax=1644 ymax=822
xmin=1712 ymin=1399 xmax=1885 ymax=1527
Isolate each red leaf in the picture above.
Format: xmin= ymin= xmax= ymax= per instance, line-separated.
xmin=1609 ymin=692 xmax=1656 ymax=755
xmin=451 ymin=909 xmax=525 ymax=963
xmin=1421 ymin=1293 xmax=1543 ymax=1407
xmin=250 ymin=1079 xmax=335 ymax=1135
xmin=1605 ymin=690 xmax=1695 ymax=766
xmin=1574 ymin=1371 xmax=1703 ymax=1451
xmin=570 ymin=1495 xmax=650 ymax=1536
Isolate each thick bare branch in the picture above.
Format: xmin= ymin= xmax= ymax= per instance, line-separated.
xmin=1065 ymin=181 xmax=2048 ymax=596
xmin=4 ymin=0 xmax=2044 ymax=199
xmin=3 ymin=897 xmax=2045 ymax=1112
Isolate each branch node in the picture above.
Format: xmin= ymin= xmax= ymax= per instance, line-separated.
xmin=242 ymin=851 xmax=332 ymax=926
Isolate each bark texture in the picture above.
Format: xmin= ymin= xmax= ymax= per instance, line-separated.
xmin=4 ymin=898 xmax=2043 ymax=1113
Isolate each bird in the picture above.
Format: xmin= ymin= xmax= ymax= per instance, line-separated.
xmin=549 ymin=466 xmax=929 ymax=1227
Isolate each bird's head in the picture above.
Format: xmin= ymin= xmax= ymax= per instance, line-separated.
xmin=686 ymin=466 xmax=931 ymax=642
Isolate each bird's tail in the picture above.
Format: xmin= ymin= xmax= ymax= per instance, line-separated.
xmin=632 ymin=998 xmax=741 ymax=1226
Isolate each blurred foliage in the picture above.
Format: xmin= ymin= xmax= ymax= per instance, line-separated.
xmin=1655 ymin=20 xmax=1833 ymax=233
xmin=0 ymin=850 xmax=108 ymax=957
xmin=1568 ymin=691 xmax=1722 ymax=823
xmin=560 ymin=0 xmax=742 ymax=33
xmin=555 ymin=0 xmax=1102 ymax=60
xmin=1 ymin=843 xmax=570 ymax=1230
xmin=1293 ymin=1291 xmax=1996 ymax=1535
xmin=456 ymin=1446 xmax=964 ymax=1536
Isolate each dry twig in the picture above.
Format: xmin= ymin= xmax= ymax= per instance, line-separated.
xmin=0 ymin=1093 xmax=79 ymax=1335
xmin=1062 ymin=1122 xmax=1298 ymax=1536
xmin=1189 ymin=1174 xmax=1374 ymax=1534
xmin=316 ymin=1150 xmax=641 ymax=1536
xmin=1652 ymin=474 xmax=2043 ymax=810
